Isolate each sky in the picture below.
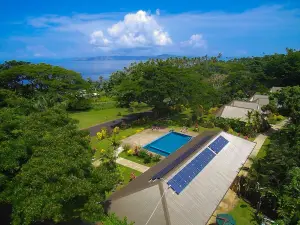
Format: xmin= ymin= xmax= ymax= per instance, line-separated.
xmin=1 ymin=0 xmax=300 ymax=60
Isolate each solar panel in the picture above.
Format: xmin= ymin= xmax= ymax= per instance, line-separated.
xmin=208 ymin=135 xmax=229 ymax=154
xmin=167 ymin=148 xmax=215 ymax=194
xmin=151 ymin=135 xmax=214 ymax=180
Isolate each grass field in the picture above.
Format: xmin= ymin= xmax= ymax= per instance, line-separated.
xmin=119 ymin=151 xmax=159 ymax=167
xmin=229 ymin=198 xmax=258 ymax=225
xmin=70 ymin=107 xmax=150 ymax=129
xmin=256 ymin=137 xmax=270 ymax=159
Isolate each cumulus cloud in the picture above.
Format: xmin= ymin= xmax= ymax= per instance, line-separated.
xmin=181 ymin=34 xmax=207 ymax=48
xmin=6 ymin=5 xmax=298 ymax=58
xmin=90 ymin=10 xmax=172 ymax=48
xmin=89 ymin=30 xmax=111 ymax=46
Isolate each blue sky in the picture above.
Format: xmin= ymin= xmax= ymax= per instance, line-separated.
xmin=1 ymin=0 xmax=300 ymax=60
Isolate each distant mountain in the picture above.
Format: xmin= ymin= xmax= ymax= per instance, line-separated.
xmin=73 ymin=54 xmax=176 ymax=61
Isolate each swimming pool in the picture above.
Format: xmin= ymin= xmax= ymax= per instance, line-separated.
xmin=144 ymin=132 xmax=192 ymax=156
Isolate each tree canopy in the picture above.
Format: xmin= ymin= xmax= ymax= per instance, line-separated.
xmin=0 ymin=62 xmax=125 ymax=225
xmin=105 ymin=49 xmax=300 ymax=113
xmin=246 ymin=86 xmax=300 ymax=224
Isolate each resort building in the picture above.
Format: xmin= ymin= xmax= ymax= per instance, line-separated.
xmin=228 ymin=100 xmax=261 ymax=111
xmin=249 ymin=94 xmax=269 ymax=106
xmin=270 ymin=86 xmax=283 ymax=93
xmin=105 ymin=131 xmax=256 ymax=225
xmin=215 ymin=105 xmax=254 ymax=121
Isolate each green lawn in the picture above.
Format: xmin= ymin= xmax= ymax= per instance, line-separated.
xmin=91 ymin=126 xmax=146 ymax=158
xmin=118 ymin=164 xmax=142 ymax=185
xmin=119 ymin=151 xmax=159 ymax=167
xmin=106 ymin=165 xmax=142 ymax=198
xmin=256 ymin=137 xmax=270 ymax=159
xmin=70 ymin=107 xmax=150 ymax=129
xmin=229 ymin=198 xmax=258 ymax=225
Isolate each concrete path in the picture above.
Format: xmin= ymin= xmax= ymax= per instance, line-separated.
xmin=241 ymin=118 xmax=289 ymax=175
xmin=116 ymin=157 xmax=150 ymax=173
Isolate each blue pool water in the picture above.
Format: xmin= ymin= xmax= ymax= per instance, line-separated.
xmin=144 ymin=132 xmax=192 ymax=156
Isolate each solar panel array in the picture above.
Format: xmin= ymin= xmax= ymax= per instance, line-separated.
xmin=167 ymin=148 xmax=215 ymax=194
xmin=151 ymin=135 xmax=214 ymax=180
xmin=208 ymin=135 xmax=229 ymax=154
xmin=166 ymin=135 xmax=230 ymax=194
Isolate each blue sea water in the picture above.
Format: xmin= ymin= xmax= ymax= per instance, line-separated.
xmin=28 ymin=59 xmax=143 ymax=80
xmin=144 ymin=132 xmax=192 ymax=157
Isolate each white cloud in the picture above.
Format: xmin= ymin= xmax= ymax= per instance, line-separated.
xmin=90 ymin=10 xmax=172 ymax=48
xmin=90 ymin=30 xmax=111 ymax=46
xmin=156 ymin=9 xmax=160 ymax=16
xmin=181 ymin=34 xmax=207 ymax=48
xmin=10 ymin=5 xmax=299 ymax=58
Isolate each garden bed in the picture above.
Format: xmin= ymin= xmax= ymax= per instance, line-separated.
xmin=119 ymin=151 xmax=160 ymax=167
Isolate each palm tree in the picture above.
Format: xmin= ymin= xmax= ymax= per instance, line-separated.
xmin=246 ymin=110 xmax=254 ymax=126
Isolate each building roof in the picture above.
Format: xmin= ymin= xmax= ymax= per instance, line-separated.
xmin=249 ymin=94 xmax=269 ymax=106
xmin=270 ymin=87 xmax=283 ymax=93
xmin=229 ymin=100 xmax=260 ymax=111
xmin=215 ymin=105 xmax=253 ymax=121
xmin=106 ymin=131 xmax=256 ymax=225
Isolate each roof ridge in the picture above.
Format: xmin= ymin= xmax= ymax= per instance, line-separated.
xmin=223 ymin=105 xmax=256 ymax=111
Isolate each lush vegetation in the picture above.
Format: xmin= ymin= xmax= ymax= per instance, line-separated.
xmin=1 ymin=48 xmax=300 ymax=224
xmin=244 ymin=86 xmax=300 ymax=224
xmin=105 ymin=49 xmax=300 ymax=114
xmin=0 ymin=61 xmax=127 ymax=225
xmin=229 ymin=199 xmax=258 ymax=225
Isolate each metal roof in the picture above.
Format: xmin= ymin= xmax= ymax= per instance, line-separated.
xmin=215 ymin=105 xmax=253 ymax=121
xmin=229 ymin=100 xmax=261 ymax=111
xmin=106 ymin=132 xmax=256 ymax=225
xmin=270 ymin=87 xmax=283 ymax=93
xmin=249 ymin=94 xmax=269 ymax=106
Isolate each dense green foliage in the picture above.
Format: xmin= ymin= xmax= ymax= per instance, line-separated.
xmin=0 ymin=61 xmax=91 ymax=110
xmin=0 ymin=62 xmax=125 ymax=225
xmin=105 ymin=49 xmax=300 ymax=113
xmin=1 ymin=48 xmax=300 ymax=224
xmin=245 ymin=86 xmax=300 ymax=224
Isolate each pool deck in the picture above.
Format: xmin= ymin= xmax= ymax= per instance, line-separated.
xmin=121 ymin=128 xmax=198 ymax=148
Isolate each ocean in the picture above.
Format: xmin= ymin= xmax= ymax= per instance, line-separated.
xmin=32 ymin=59 xmax=143 ymax=80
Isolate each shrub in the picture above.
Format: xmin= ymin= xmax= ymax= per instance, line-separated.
xmin=138 ymin=149 xmax=148 ymax=158
xmin=276 ymin=115 xmax=284 ymax=121
xmin=127 ymin=149 xmax=134 ymax=155
xmin=110 ymin=135 xmax=120 ymax=147
xmin=143 ymin=155 xmax=151 ymax=164
xmin=117 ymin=112 xmax=122 ymax=116
xmin=123 ymin=144 xmax=131 ymax=152
xmin=96 ymin=132 xmax=103 ymax=140
xmin=113 ymin=126 xmax=120 ymax=134
xmin=228 ymin=128 xmax=234 ymax=134
xmin=101 ymin=128 xmax=108 ymax=138
xmin=153 ymin=154 xmax=161 ymax=162
xmin=128 ymin=107 xmax=134 ymax=113
xmin=201 ymin=121 xmax=215 ymax=128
